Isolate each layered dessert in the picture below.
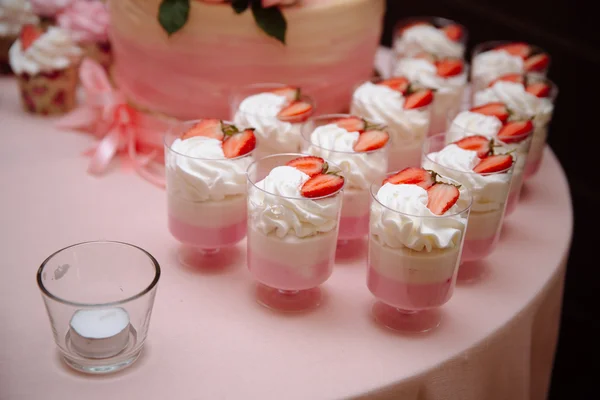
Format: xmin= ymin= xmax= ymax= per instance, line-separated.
xmin=471 ymin=41 xmax=550 ymax=92
xmin=351 ymin=77 xmax=433 ymax=172
xmin=233 ymin=85 xmax=314 ymax=160
xmin=166 ymin=119 xmax=256 ymax=251
xmin=393 ymin=56 xmax=467 ymax=135
xmin=422 ymin=136 xmax=514 ymax=262
xmin=247 ymin=157 xmax=344 ymax=291
xmin=393 ymin=17 xmax=466 ymax=59
xmin=368 ymin=167 xmax=470 ymax=310
xmin=474 ymin=78 xmax=556 ymax=179
xmin=109 ymin=0 xmax=386 ymax=119
xmin=0 ymin=0 xmax=38 ymax=72
xmin=302 ymin=115 xmax=389 ymax=241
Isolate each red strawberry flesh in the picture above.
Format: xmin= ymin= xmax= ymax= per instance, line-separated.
xmin=334 ymin=116 xmax=366 ymax=132
xmin=442 ymin=24 xmax=463 ymax=41
xmin=489 ymin=73 xmax=525 ymax=87
xmin=286 ymin=156 xmax=327 ymax=177
xmin=524 ymin=53 xmax=550 ymax=72
xmin=181 ymin=119 xmax=224 ymax=140
xmin=497 ymin=120 xmax=534 ymax=143
xmin=404 ymin=89 xmax=434 ymax=109
xmin=454 ymin=135 xmax=493 ymax=158
xmin=353 ymin=130 xmax=389 ymax=152
xmin=426 ymin=183 xmax=460 ymax=215
xmin=494 ymin=42 xmax=531 ymax=59
xmin=222 ymin=129 xmax=256 ymax=158
xmin=436 ymin=59 xmax=464 ymax=78
xmin=277 ymin=101 xmax=313 ymax=123
xmin=473 ymin=154 xmax=513 ymax=173
xmin=20 ymin=24 xmax=42 ymax=51
xmin=378 ymin=77 xmax=410 ymax=94
xmin=383 ymin=167 xmax=434 ymax=189
xmin=525 ymin=82 xmax=551 ymax=98
xmin=301 ymin=173 xmax=344 ymax=198
xmin=269 ymin=86 xmax=300 ymax=103
xmin=470 ymin=102 xmax=510 ymax=124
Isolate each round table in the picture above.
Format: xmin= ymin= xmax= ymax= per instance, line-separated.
xmin=0 ymin=66 xmax=572 ymax=400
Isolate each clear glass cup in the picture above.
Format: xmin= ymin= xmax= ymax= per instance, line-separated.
xmin=392 ymin=16 xmax=468 ymax=60
xmin=422 ymin=133 xmax=515 ymax=281
xmin=165 ymin=120 xmax=252 ymax=267
xmin=350 ymin=78 xmax=432 ymax=173
xmin=368 ymin=174 xmax=472 ymax=333
xmin=36 ymin=241 xmax=160 ymax=374
xmin=301 ymin=114 xmax=389 ymax=244
xmin=230 ymin=83 xmax=315 ymax=160
xmin=246 ymin=153 xmax=345 ymax=312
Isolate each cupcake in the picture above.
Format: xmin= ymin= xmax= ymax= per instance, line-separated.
xmin=57 ymin=0 xmax=111 ymax=71
xmin=0 ymin=0 xmax=38 ymax=73
xmin=9 ymin=24 xmax=82 ymax=115
xmin=29 ymin=0 xmax=73 ymax=28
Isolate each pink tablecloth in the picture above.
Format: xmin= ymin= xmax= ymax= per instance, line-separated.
xmin=0 ymin=71 xmax=572 ymax=400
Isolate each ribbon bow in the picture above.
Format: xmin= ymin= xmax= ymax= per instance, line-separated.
xmin=56 ymin=58 xmax=166 ymax=188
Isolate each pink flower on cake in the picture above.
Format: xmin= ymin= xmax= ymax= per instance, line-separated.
xmin=57 ymin=0 xmax=110 ymax=43
xmin=30 ymin=0 xmax=74 ymax=17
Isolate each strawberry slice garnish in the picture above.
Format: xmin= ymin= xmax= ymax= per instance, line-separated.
xmin=277 ymin=101 xmax=313 ymax=123
xmin=269 ymin=86 xmax=301 ymax=103
xmin=473 ymin=154 xmax=513 ymax=174
xmin=426 ymin=183 xmax=460 ymax=215
xmin=353 ymin=130 xmax=389 ymax=152
xmin=454 ymin=135 xmax=493 ymax=158
xmin=378 ymin=77 xmax=410 ymax=94
xmin=442 ymin=24 xmax=463 ymax=41
xmin=436 ymin=59 xmax=464 ymax=78
xmin=494 ymin=42 xmax=531 ymax=59
xmin=20 ymin=24 xmax=42 ymax=51
xmin=181 ymin=119 xmax=225 ymax=140
xmin=334 ymin=116 xmax=366 ymax=132
xmin=470 ymin=102 xmax=510 ymax=124
xmin=286 ymin=156 xmax=327 ymax=177
xmin=489 ymin=73 xmax=525 ymax=87
xmin=497 ymin=120 xmax=534 ymax=144
xmin=404 ymin=89 xmax=434 ymax=109
xmin=300 ymin=173 xmax=344 ymax=198
xmin=222 ymin=129 xmax=256 ymax=158
xmin=525 ymin=82 xmax=551 ymax=98
xmin=524 ymin=53 xmax=550 ymax=72
xmin=399 ymin=21 xmax=432 ymax=34
xmin=383 ymin=167 xmax=435 ymax=189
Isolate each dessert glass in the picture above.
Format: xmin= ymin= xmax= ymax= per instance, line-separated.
xmin=393 ymin=16 xmax=467 ymax=60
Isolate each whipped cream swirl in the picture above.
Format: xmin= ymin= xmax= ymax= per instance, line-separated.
xmin=57 ymin=0 xmax=110 ymax=43
xmin=394 ymin=25 xmax=464 ymax=59
xmin=249 ymin=166 xmax=340 ymax=239
xmin=351 ymin=82 xmax=430 ymax=144
xmin=0 ymin=0 xmax=38 ymax=36
xmin=9 ymin=26 xmax=81 ymax=75
xmin=472 ymin=50 xmax=524 ymax=87
xmin=168 ymin=137 xmax=251 ymax=202
xmin=305 ymin=123 xmax=387 ymax=190
xmin=29 ymin=0 xmax=73 ymax=17
xmin=370 ymin=183 xmax=467 ymax=251
xmin=234 ymin=92 xmax=302 ymax=154
xmin=446 ymin=111 xmax=503 ymax=143
xmin=394 ymin=58 xmax=467 ymax=92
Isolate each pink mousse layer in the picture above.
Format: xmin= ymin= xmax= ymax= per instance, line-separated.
xmin=338 ymin=214 xmax=370 ymax=241
xmin=248 ymin=249 xmax=333 ymax=291
xmin=169 ymin=215 xmax=247 ymax=249
xmin=524 ymin=157 xmax=543 ymax=180
xmin=461 ymin=236 xmax=498 ymax=263
xmin=110 ymin=32 xmax=380 ymax=120
xmin=367 ymin=266 xmax=454 ymax=310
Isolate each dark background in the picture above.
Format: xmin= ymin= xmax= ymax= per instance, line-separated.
xmin=382 ymin=0 xmax=597 ymax=399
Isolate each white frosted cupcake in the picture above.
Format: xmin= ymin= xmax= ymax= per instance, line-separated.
xmin=0 ymin=0 xmax=38 ymax=71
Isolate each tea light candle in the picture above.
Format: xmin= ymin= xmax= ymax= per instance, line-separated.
xmin=69 ymin=308 xmax=131 ymax=359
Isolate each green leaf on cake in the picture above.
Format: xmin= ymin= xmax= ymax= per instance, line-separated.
xmin=158 ymin=0 xmax=190 ymax=36
xmin=231 ymin=0 xmax=249 ymax=14
xmin=251 ymin=2 xmax=287 ymax=45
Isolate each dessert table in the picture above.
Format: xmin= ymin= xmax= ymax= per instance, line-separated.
xmin=0 ymin=60 xmax=572 ymax=399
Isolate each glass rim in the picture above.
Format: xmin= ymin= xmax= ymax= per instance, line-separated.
xmin=446 ymin=110 xmax=533 ymax=144
xmin=353 ymin=78 xmax=433 ymax=112
xmin=36 ymin=240 xmax=161 ymax=308
xmin=246 ymin=152 xmax=345 ymax=201
xmin=370 ymin=174 xmax=473 ymax=218
xmin=230 ymin=82 xmax=317 ymax=119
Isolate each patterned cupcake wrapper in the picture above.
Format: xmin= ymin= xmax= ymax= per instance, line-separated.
xmin=17 ymin=65 xmax=79 ymax=116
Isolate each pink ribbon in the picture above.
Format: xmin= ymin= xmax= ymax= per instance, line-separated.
xmin=56 ymin=58 xmax=167 ymax=188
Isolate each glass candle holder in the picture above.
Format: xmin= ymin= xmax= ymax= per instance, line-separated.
xmin=231 ymin=83 xmax=315 ymax=160
xmin=392 ymin=16 xmax=467 ymax=60
xmin=246 ymin=153 xmax=345 ymax=312
xmin=36 ymin=241 xmax=160 ymax=374
xmin=165 ymin=120 xmax=252 ymax=267
xmin=301 ymin=114 xmax=389 ymax=244
xmin=368 ymin=174 xmax=472 ymax=333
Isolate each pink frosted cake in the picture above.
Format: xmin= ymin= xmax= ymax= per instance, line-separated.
xmin=108 ymin=0 xmax=385 ymax=119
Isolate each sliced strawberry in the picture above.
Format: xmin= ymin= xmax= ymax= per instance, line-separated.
xmin=378 ymin=77 xmax=410 ymax=94
xmin=426 ymin=183 xmax=460 ymax=215
xmin=436 ymin=59 xmax=464 ymax=78
xmin=181 ymin=119 xmax=224 ymax=140
xmin=334 ymin=116 xmax=366 ymax=132
xmin=277 ymin=101 xmax=313 ymax=123
xmin=454 ymin=135 xmax=493 ymax=158
xmin=222 ymin=129 xmax=256 ymax=158
xmin=353 ymin=130 xmax=389 ymax=152
xmin=383 ymin=167 xmax=435 ymax=189
xmin=20 ymin=24 xmax=42 ymax=51
xmin=497 ymin=120 xmax=534 ymax=144
xmin=470 ymin=102 xmax=510 ymax=124
xmin=403 ymin=89 xmax=434 ymax=110
xmin=286 ymin=156 xmax=327 ymax=177
xmin=399 ymin=21 xmax=432 ymax=34
xmin=494 ymin=42 xmax=531 ymax=59
xmin=442 ymin=24 xmax=463 ymax=41
xmin=524 ymin=53 xmax=550 ymax=72
xmin=301 ymin=173 xmax=344 ymax=198
xmin=269 ymin=86 xmax=300 ymax=103
xmin=525 ymin=82 xmax=551 ymax=98
xmin=489 ymin=73 xmax=525 ymax=87
xmin=473 ymin=154 xmax=513 ymax=174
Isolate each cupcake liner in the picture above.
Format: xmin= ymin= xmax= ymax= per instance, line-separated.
xmin=80 ymin=41 xmax=112 ymax=72
xmin=17 ymin=64 xmax=79 ymax=115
